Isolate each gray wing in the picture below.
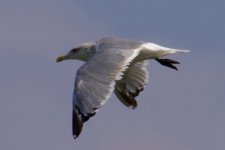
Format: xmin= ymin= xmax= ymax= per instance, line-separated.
xmin=97 ymin=37 xmax=144 ymax=50
xmin=114 ymin=60 xmax=149 ymax=109
xmin=72 ymin=39 xmax=142 ymax=138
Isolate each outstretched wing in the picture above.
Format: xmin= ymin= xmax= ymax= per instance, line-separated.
xmin=114 ymin=60 xmax=149 ymax=109
xmin=72 ymin=38 xmax=143 ymax=138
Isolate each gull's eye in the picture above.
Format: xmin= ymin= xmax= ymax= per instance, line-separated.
xmin=71 ymin=47 xmax=80 ymax=53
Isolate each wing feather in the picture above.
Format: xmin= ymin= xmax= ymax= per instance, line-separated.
xmin=72 ymin=39 xmax=142 ymax=138
xmin=114 ymin=60 xmax=149 ymax=108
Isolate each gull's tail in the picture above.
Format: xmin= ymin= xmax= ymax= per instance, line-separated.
xmin=155 ymin=48 xmax=189 ymax=70
xmin=172 ymin=49 xmax=190 ymax=53
xmin=142 ymin=43 xmax=190 ymax=59
xmin=163 ymin=47 xmax=190 ymax=54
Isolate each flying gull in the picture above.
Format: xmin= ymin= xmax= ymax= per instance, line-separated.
xmin=56 ymin=37 xmax=189 ymax=139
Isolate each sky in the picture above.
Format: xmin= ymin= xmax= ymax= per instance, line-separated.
xmin=0 ymin=0 xmax=225 ymax=150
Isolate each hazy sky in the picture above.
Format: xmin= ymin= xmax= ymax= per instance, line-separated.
xmin=1 ymin=0 xmax=225 ymax=150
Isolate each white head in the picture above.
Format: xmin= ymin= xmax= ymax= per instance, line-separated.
xmin=56 ymin=41 xmax=96 ymax=62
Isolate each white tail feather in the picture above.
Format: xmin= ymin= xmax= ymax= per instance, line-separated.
xmin=173 ymin=49 xmax=190 ymax=53
xmin=140 ymin=43 xmax=189 ymax=58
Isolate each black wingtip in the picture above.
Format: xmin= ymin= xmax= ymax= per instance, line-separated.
xmin=155 ymin=58 xmax=180 ymax=70
xmin=72 ymin=108 xmax=83 ymax=139
xmin=114 ymin=89 xmax=138 ymax=109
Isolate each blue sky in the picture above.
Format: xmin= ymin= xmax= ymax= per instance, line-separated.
xmin=1 ymin=0 xmax=225 ymax=150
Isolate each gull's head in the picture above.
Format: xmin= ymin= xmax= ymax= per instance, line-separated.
xmin=56 ymin=41 xmax=95 ymax=62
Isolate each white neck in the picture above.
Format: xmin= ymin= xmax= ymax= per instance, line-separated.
xmin=76 ymin=46 xmax=96 ymax=62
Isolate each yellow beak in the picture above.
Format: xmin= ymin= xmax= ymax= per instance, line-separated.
xmin=56 ymin=55 xmax=66 ymax=62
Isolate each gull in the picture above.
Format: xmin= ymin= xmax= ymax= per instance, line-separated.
xmin=56 ymin=37 xmax=189 ymax=139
